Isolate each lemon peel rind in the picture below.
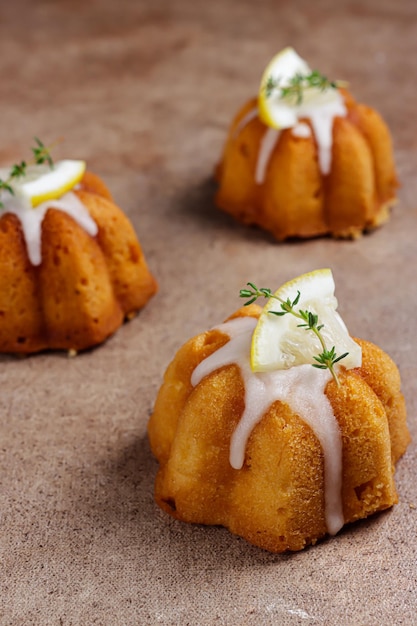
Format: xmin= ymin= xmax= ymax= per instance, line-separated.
xmin=22 ymin=160 xmax=87 ymax=208
xmin=250 ymin=269 xmax=361 ymax=373
xmin=258 ymin=47 xmax=311 ymax=130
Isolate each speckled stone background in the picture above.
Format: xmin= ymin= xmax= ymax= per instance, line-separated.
xmin=1 ymin=1 xmax=417 ymax=624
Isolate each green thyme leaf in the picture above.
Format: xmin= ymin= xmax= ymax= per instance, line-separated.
xmin=265 ymin=70 xmax=341 ymax=105
xmin=239 ymin=281 xmax=349 ymax=386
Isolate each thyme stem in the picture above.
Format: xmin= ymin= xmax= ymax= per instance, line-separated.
xmin=265 ymin=70 xmax=344 ymax=105
xmin=0 ymin=138 xmax=56 ymax=208
xmin=240 ymin=282 xmax=348 ymax=386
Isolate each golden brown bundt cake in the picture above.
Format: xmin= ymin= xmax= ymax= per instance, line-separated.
xmin=215 ymin=48 xmax=398 ymax=240
xmin=148 ymin=272 xmax=409 ymax=552
xmin=0 ymin=159 xmax=157 ymax=353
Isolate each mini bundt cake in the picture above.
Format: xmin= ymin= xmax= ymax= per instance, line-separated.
xmin=215 ymin=48 xmax=398 ymax=240
xmin=148 ymin=271 xmax=410 ymax=552
xmin=0 ymin=150 xmax=157 ymax=353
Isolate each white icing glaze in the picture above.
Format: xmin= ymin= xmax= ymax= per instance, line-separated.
xmin=305 ymin=97 xmax=346 ymax=174
xmin=255 ymin=127 xmax=281 ymax=184
xmin=292 ymin=122 xmax=312 ymax=138
xmin=232 ymin=106 xmax=281 ymax=185
xmin=191 ymin=316 xmax=344 ymax=535
xmin=233 ymin=106 xmax=259 ymax=137
xmin=234 ymin=92 xmax=346 ymax=181
xmin=1 ymin=191 xmax=98 ymax=266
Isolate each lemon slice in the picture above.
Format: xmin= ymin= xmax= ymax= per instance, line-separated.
xmin=258 ymin=47 xmax=310 ymax=129
xmin=18 ymin=160 xmax=86 ymax=207
xmin=258 ymin=47 xmax=340 ymax=130
xmin=250 ymin=269 xmax=362 ymax=372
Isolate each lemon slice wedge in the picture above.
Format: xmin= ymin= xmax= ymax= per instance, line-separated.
xmin=258 ymin=47 xmax=341 ymax=130
xmin=18 ymin=160 xmax=86 ymax=207
xmin=258 ymin=47 xmax=310 ymax=129
xmin=250 ymin=269 xmax=362 ymax=372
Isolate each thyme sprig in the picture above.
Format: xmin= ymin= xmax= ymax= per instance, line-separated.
xmin=32 ymin=136 xmax=54 ymax=168
xmin=240 ymin=282 xmax=348 ymax=386
xmin=0 ymin=138 xmax=55 ymax=208
xmin=265 ymin=70 xmax=341 ymax=105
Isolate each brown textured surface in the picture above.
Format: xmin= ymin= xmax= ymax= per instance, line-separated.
xmin=1 ymin=0 xmax=416 ymax=623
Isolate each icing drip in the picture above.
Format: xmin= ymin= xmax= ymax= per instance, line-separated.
xmin=232 ymin=106 xmax=281 ymax=185
xmin=234 ymin=93 xmax=346 ymax=181
xmin=3 ymin=191 xmax=98 ymax=266
xmin=191 ymin=316 xmax=344 ymax=535
xmin=255 ymin=127 xmax=281 ymax=184
xmin=292 ymin=122 xmax=311 ymax=138
xmin=233 ymin=107 xmax=259 ymax=137
xmin=306 ymin=98 xmax=346 ymax=174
